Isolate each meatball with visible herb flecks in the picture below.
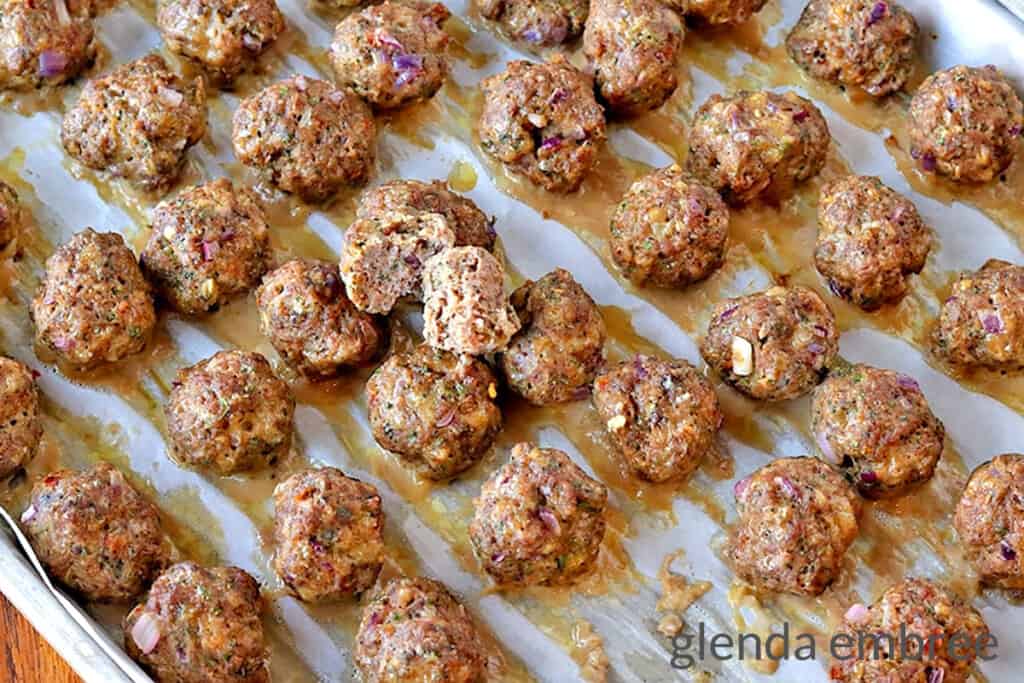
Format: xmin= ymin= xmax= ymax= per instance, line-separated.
xmin=477 ymin=0 xmax=587 ymax=47
xmin=954 ymin=454 xmax=1024 ymax=589
xmin=667 ymin=0 xmax=767 ymax=25
xmin=0 ymin=0 xmax=96 ymax=91
xmin=0 ymin=357 xmax=42 ymax=479
xmin=0 ymin=180 xmax=24 ymax=249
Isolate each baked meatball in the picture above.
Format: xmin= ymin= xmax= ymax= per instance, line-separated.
xmin=356 ymin=179 xmax=496 ymax=251
xmin=667 ymin=0 xmax=767 ymax=25
xmin=340 ymin=210 xmax=455 ymax=315
xmin=583 ymin=0 xmax=684 ymax=117
xmin=256 ymin=259 xmax=383 ymax=378
xmin=366 ymin=344 xmax=501 ymax=481
xmin=812 ymin=363 xmax=944 ymax=499
xmin=124 ymin=562 xmax=268 ymax=683
xmin=933 ymin=259 xmax=1024 ymax=370
xmin=700 ymin=285 xmax=839 ymax=401
xmin=477 ymin=0 xmax=587 ymax=46
xmin=157 ymin=0 xmax=285 ymax=86
xmin=0 ymin=180 xmax=24 ymax=249
xmin=141 ymin=178 xmax=271 ymax=315
xmin=470 ymin=443 xmax=608 ymax=586
xmin=609 ymin=164 xmax=729 ymax=288
xmin=686 ymin=90 xmax=831 ymax=205
xmin=0 ymin=0 xmax=96 ymax=91
xmin=592 ymin=355 xmax=722 ymax=483
xmin=232 ymin=75 xmax=376 ymax=202
xmin=908 ymin=65 xmax=1024 ymax=183
xmin=422 ymin=246 xmax=520 ymax=356
xmin=498 ymin=269 xmax=605 ymax=405
xmin=32 ymin=229 xmax=156 ymax=371
xmin=165 ymin=350 xmax=294 ymax=475
xmin=814 ymin=175 xmax=931 ymax=310
xmin=329 ymin=1 xmax=450 ymax=110
xmin=479 ymin=56 xmax=607 ymax=193
xmin=831 ymin=578 xmax=990 ymax=683
xmin=21 ymin=463 xmax=169 ymax=602
xmin=0 ymin=357 xmax=42 ymax=479
xmin=273 ymin=467 xmax=384 ymax=602
xmin=355 ymin=576 xmax=486 ymax=683
xmin=954 ymin=454 xmax=1024 ymax=589
xmin=786 ymin=0 xmax=919 ymax=97
xmin=726 ymin=456 xmax=860 ymax=595
xmin=61 ymin=55 xmax=206 ymax=193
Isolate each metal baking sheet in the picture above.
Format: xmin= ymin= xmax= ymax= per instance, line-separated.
xmin=1 ymin=0 xmax=1023 ymax=681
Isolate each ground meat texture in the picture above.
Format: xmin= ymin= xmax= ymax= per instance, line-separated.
xmin=355 ymin=576 xmax=486 ymax=682
xmin=908 ymin=65 xmax=1024 ymax=184
xmin=583 ymin=0 xmax=684 ymax=118
xmin=256 ymin=259 xmax=383 ymax=378
xmin=609 ymin=164 xmax=729 ymax=288
xmin=124 ymin=562 xmax=268 ymax=683
xmin=141 ymin=178 xmax=271 ymax=315
xmin=31 ymin=229 xmax=156 ymax=371
xmin=814 ymin=175 xmax=931 ymax=310
xmin=273 ymin=467 xmax=384 ymax=602
xmin=366 ymin=344 xmax=501 ymax=481
xmin=479 ymin=56 xmax=607 ymax=193
xmin=0 ymin=0 xmax=95 ymax=90
xmin=422 ymin=246 xmax=520 ymax=356
xmin=21 ymin=463 xmax=169 ymax=602
xmin=477 ymin=0 xmax=586 ymax=46
xmin=811 ymin=363 xmax=943 ymax=499
xmin=686 ymin=90 xmax=831 ymax=205
xmin=61 ymin=55 xmax=206 ymax=193
xmin=726 ymin=457 xmax=860 ymax=595
xmin=0 ymin=357 xmax=42 ymax=479
xmin=700 ymin=285 xmax=838 ymax=401
xmin=356 ymin=179 xmax=496 ymax=251
xmin=0 ymin=180 xmax=23 ymax=249
xmin=954 ymin=454 xmax=1024 ymax=589
xmin=232 ymin=75 xmax=376 ymax=202
xmin=329 ymin=1 xmax=450 ymax=110
xmin=932 ymin=259 xmax=1024 ymax=369
xmin=470 ymin=443 xmax=607 ymax=585
xmin=165 ymin=350 xmax=294 ymax=475
xmin=830 ymin=578 xmax=990 ymax=683
xmin=667 ymin=0 xmax=767 ymax=25
xmin=157 ymin=0 xmax=285 ymax=86
xmin=592 ymin=355 xmax=722 ymax=483
xmin=498 ymin=269 xmax=605 ymax=405
xmin=786 ymin=0 xmax=918 ymax=97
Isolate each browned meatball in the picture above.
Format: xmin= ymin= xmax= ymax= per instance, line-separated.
xmin=232 ymin=75 xmax=376 ymax=202
xmin=61 ymin=55 xmax=207 ymax=193
xmin=273 ymin=467 xmax=384 ymax=602
xmin=786 ymin=0 xmax=919 ymax=97
xmin=355 ymin=576 xmax=486 ymax=683
xmin=727 ymin=456 xmax=860 ymax=595
xmin=157 ymin=0 xmax=285 ymax=86
xmin=256 ymin=259 xmax=383 ymax=378
xmin=0 ymin=357 xmax=42 ymax=479
xmin=609 ymin=164 xmax=729 ymax=288
xmin=422 ymin=246 xmax=520 ymax=356
xmin=909 ymin=65 xmax=1024 ymax=183
xmin=124 ymin=562 xmax=269 ymax=683
xmin=933 ymin=259 xmax=1024 ymax=370
xmin=667 ymin=0 xmax=767 ymax=25
xmin=165 ymin=350 xmax=294 ymax=475
xmin=356 ymin=179 xmax=496 ymax=251
xmin=0 ymin=0 xmax=96 ymax=91
xmin=814 ymin=175 xmax=931 ymax=310
xmin=479 ymin=56 xmax=607 ymax=193
xmin=830 ymin=578 xmax=991 ymax=683
xmin=498 ymin=269 xmax=605 ymax=405
xmin=330 ymin=1 xmax=450 ymax=110
xmin=0 ymin=180 xmax=23 ymax=249
xmin=583 ymin=0 xmax=684 ymax=117
xmin=21 ymin=463 xmax=170 ymax=602
xmin=686 ymin=90 xmax=831 ymax=205
xmin=141 ymin=178 xmax=271 ymax=315
xmin=366 ymin=344 xmax=501 ymax=481
xmin=470 ymin=443 xmax=607 ymax=586
xmin=31 ymin=229 xmax=156 ymax=371
xmin=811 ymin=363 xmax=943 ymax=499
xmin=592 ymin=355 xmax=722 ymax=483
xmin=954 ymin=454 xmax=1024 ymax=589
xmin=477 ymin=0 xmax=587 ymax=46
xmin=700 ymin=285 xmax=838 ymax=401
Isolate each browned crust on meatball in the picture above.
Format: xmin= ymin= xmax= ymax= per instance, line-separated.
xmin=0 ymin=180 xmax=23 ymax=249
xmin=664 ymin=0 xmax=767 ymax=25
xmin=0 ymin=357 xmax=42 ymax=479
xmin=0 ymin=0 xmax=96 ymax=91
xmin=477 ymin=0 xmax=587 ymax=47
xmin=954 ymin=454 xmax=1024 ymax=589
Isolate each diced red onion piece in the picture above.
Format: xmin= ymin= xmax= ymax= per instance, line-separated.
xmin=866 ymin=1 xmax=887 ymax=26
xmin=38 ymin=50 xmax=68 ymax=78
xmin=982 ymin=313 xmax=1004 ymax=334
xmin=844 ymin=603 xmax=869 ymax=623
xmin=131 ymin=613 xmax=161 ymax=655
xmin=815 ymin=430 xmax=838 ymax=464
xmin=1001 ymin=540 xmax=1017 ymax=561
xmin=775 ymin=476 xmax=799 ymax=498
xmin=860 ymin=470 xmax=878 ymax=484
xmin=242 ymin=33 xmax=262 ymax=51
xmin=200 ymin=240 xmax=219 ymax=261
xmin=733 ymin=476 xmax=750 ymax=499
xmin=927 ymin=668 xmax=945 ymax=683
xmin=158 ymin=86 xmax=183 ymax=108
xmin=792 ymin=110 xmax=809 ymax=123
xmin=521 ymin=29 xmax=543 ymax=43
xmin=538 ymin=508 xmax=560 ymax=534
xmin=435 ymin=408 xmax=456 ymax=428
xmin=20 ymin=505 xmax=35 ymax=523
xmin=539 ymin=136 xmax=563 ymax=152
xmin=1010 ymin=125 xmax=1022 ymax=137
xmin=921 ymin=153 xmax=937 ymax=172
xmin=808 ymin=342 xmax=824 ymax=354
xmin=377 ymin=32 xmax=405 ymax=51
xmin=896 ymin=374 xmax=919 ymax=392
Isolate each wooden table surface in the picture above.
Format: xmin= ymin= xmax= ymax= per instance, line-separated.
xmin=0 ymin=591 xmax=81 ymax=683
